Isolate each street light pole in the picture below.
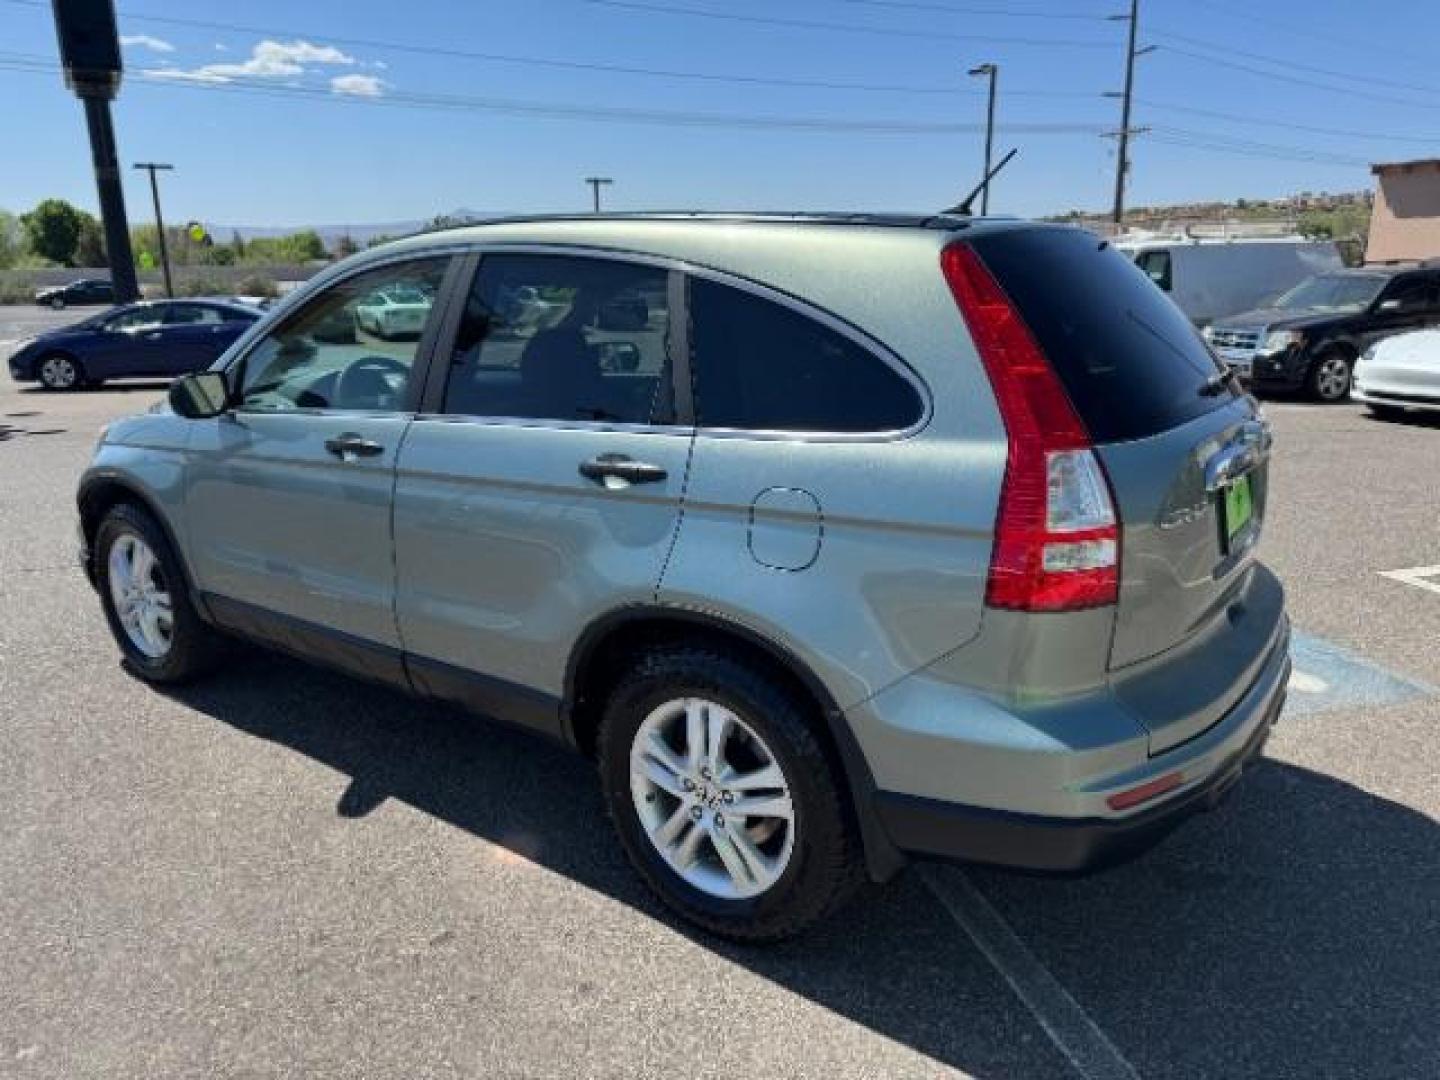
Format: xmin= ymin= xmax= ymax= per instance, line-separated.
xmin=968 ymin=64 xmax=998 ymax=216
xmin=584 ymin=176 xmax=613 ymax=213
xmin=133 ymin=162 xmax=174 ymax=298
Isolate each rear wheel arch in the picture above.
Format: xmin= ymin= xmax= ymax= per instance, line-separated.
xmin=564 ymin=606 xmax=906 ymax=882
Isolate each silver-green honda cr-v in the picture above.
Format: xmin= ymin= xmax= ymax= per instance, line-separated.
xmin=79 ymin=213 xmax=1290 ymax=940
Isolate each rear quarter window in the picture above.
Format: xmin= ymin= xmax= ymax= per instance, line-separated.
xmin=970 ymin=227 xmax=1230 ymax=443
xmin=688 ymin=278 xmax=923 ymax=433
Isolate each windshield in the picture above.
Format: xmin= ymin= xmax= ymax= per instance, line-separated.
xmin=1274 ymin=274 xmax=1386 ymax=313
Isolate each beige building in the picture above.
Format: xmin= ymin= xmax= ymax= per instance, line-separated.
xmin=1367 ymin=159 xmax=1440 ymax=264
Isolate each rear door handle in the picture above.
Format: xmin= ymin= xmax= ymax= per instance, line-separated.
xmin=579 ymin=453 xmax=668 ymax=486
xmin=325 ymin=433 xmax=385 ymax=461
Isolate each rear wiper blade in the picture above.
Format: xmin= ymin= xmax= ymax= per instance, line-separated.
xmin=1199 ymin=367 xmax=1240 ymax=397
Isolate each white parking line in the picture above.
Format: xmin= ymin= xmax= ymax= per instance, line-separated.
xmin=1379 ymin=565 xmax=1440 ymax=596
xmin=921 ymin=868 xmax=1142 ymax=1080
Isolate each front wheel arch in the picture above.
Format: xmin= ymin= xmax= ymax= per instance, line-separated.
xmin=78 ymin=477 xmax=203 ymax=606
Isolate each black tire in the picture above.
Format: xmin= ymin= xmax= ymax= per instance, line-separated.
xmin=1305 ymin=348 xmax=1354 ymax=403
xmin=36 ymin=352 xmax=83 ymax=391
xmin=94 ymin=502 xmax=225 ymax=684
xmin=598 ymin=646 xmax=863 ymax=942
xmin=50 ymin=296 xmax=64 ymax=310
xmin=1366 ymin=403 xmax=1405 ymax=422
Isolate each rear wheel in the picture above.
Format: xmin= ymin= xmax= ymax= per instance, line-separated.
xmin=95 ymin=503 xmax=224 ymax=683
xmin=598 ymin=646 xmax=862 ymax=942
xmin=1306 ymin=349 xmax=1353 ymax=402
xmin=37 ymin=353 xmax=82 ymax=391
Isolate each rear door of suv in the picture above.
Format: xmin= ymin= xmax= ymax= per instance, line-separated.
xmin=968 ymin=226 xmax=1280 ymax=753
xmin=391 ymin=251 xmax=692 ymax=736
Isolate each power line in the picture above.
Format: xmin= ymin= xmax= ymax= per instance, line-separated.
xmin=1170 ymin=0 xmax=1437 ymax=70
xmin=1159 ymin=45 xmax=1440 ymax=111
xmin=0 ymin=56 xmax=1107 ymax=135
xmin=835 ymin=0 xmax=1110 ymax=20
xmin=1134 ymin=97 xmax=1440 ymax=146
xmin=0 ymin=0 xmax=1100 ymax=99
xmin=1148 ymin=28 xmax=1440 ymax=99
xmin=570 ymin=0 xmax=1116 ymax=46
xmin=0 ymin=54 xmax=1378 ymax=172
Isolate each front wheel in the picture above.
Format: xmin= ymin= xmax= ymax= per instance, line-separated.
xmin=1306 ymin=349 xmax=1353 ymax=402
xmin=49 ymin=296 xmax=65 ymax=310
xmin=37 ymin=353 xmax=82 ymax=391
xmin=599 ymin=647 xmax=862 ymax=942
xmin=95 ymin=503 xmax=224 ymax=683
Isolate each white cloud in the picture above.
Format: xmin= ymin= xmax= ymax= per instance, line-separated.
xmin=150 ymin=40 xmax=357 ymax=84
xmin=214 ymin=43 xmax=229 ymax=52
xmin=142 ymin=66 xmax=230 ymax=84
xmin=331 ymin=74 xmax=386 ymax=98
xmin=372 ymin=60 xmax=389 ymax=71
xmin=120 ymin=34 xmax=175 ymax=53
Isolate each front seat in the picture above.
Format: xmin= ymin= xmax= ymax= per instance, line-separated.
xmin=518 ymin=327 xmax=606 ymax=420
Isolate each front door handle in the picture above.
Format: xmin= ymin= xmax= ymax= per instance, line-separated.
xmin=325 ymin=433 xmax=385 ymax=461
xmin=579 ymin=453 xmax=668 ymax=487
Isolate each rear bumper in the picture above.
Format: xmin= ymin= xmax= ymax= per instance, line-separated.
xmin=873 ymin=617 xmax=1291 ymax=873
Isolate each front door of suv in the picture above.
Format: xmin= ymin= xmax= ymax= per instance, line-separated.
xmin=184 ymin=256 xmax=456 ymax=679
xmin=393 ymin=253 xmax=691 ymax=735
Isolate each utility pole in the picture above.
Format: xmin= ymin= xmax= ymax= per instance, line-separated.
xmin=1106 ymin=0 xmax=1155 ymax=226
xmin=968 ymin=63 xmax=998 ymax=215
xmin=584 ymin=176 xmax=613 ymax=213
xmin=133 ymin=162 xmax=174 ymax=298
xmin=50 ymin=0 xmax=139 ymax=302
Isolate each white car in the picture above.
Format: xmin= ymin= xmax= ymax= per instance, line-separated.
xmin=1352 ymin=330 xmax=1440 ymax=419
xmin=353 ymin=285 xmax=433 ymax=340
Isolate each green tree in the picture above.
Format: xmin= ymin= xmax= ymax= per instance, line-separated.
xmin=0 ymin=210 xmax=22 ymax=269
xmin=21 ymin=198 xmax=85 ymax=265
xmin=75 ymin=212 xmax=106 ymax=266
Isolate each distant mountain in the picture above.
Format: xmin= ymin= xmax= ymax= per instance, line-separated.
xmin=209 ymin=209 xmax=506 ymax=245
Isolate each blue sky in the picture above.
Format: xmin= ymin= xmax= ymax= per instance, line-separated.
xmin=3 ymin=0 xmax=1439 ymax=227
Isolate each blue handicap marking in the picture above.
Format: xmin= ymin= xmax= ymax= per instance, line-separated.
xmin=1285 ymin=631 xmax=1436 ymax=719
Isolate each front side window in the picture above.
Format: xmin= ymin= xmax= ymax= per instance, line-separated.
xmin=104 ymin=306 xmax=164 ymax=332
xmin=443 ymin=254 xmax=672 ymax=425
xmin=165 ymin=304 xmax=223 ymax=325
xmin=688 ymin=278 xmax=923 ymax=433
xmin=237 ymin=257 xmax=449 ymax=413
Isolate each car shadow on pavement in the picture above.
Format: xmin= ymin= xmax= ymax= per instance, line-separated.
xmin=159 ymin=650 xmax=1440 ymax=1080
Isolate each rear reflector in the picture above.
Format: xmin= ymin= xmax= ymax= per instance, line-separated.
xmin=941 ymin=243 xmax=1120 ymax=612
xmin=1107 ymin=771 xmax=1184 ymax=812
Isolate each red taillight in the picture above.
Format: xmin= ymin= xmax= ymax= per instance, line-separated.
xmin=941 ymin=243 xmax=1119 ymax=612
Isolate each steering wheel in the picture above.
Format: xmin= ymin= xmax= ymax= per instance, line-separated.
xmin=332 ymin=355 xmax=411 ymax=410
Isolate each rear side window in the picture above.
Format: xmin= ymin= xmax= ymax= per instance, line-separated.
xmin=443 ymin=255 xmax=673 ymax=426
xmin=688 ymin=278 xmax=922 ymax=433
xmin=969 ymin=227 xmax=1228 ymax=443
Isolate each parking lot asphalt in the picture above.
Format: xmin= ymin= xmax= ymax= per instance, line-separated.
xmin=1 ymin=336 xmax=1437 ymax=1079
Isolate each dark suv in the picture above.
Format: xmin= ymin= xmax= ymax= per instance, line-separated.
xmin=1204 ymin=266 xmax=1440 ymax=401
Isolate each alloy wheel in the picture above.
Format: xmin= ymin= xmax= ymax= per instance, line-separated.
xmin=107 ymin=533 xmax=174 ymax=659
xmin=39 ymin=355 xmax=78 ymax=390
xmin=629 ymin=697 xmax=796 ymax=900
xmin=1315 ymin=355 xmax=1351 ymax=401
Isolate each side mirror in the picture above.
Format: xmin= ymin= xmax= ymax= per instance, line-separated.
xmin=170 ymin=371 xmax=231 ymax=419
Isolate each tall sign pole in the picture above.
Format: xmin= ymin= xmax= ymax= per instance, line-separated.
xmin=1107 ymin=0 xmax=1155 ymax=227
xmin=51 ymin=0 xmax=138 ymax=301
xmin=585 ymin=176 xmax=613 ymax=213
xmin=968 ymin=64 xmax=999 ymax=216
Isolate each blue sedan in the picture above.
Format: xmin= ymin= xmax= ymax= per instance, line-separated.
xmin=8 ymin=299 xmax=261 ymax=390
